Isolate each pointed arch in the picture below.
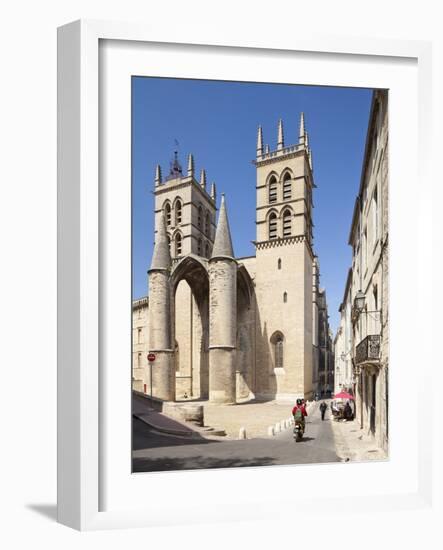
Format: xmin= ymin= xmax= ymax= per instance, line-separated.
xmin=163 ymin=200 xmax=172 ymax=227
xmin=282 ymin=208 xmax=292 ymax=237
xmin=281 ymin=170 xmax=293 ymax=200
xmin=270 ymin=331 xmax=285 ymax=370
xmin=174 ymin=198 xmax=183 ymax=225
xmin=268 ymin=174 xmax=278 ymax=204
xmin=268 ymin=211 xmax=278 ymax=239
xmin=174 ymin=231 xmax=183 ymax=257
xmin=197 ymin=204 xmax=203 ymax=229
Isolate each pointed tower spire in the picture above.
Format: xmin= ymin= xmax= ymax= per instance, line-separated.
xmin=299 ymin=112 xmax=306 ymax=145
xmin=155 ymin=164 xmax=162 ymax=187
xmin=308 ymin=149 xmax=313 ymax=171
xmin=277 ymin=118 xmax=284 ymax=150
xmin=256 ymin=125 xmax=263 ymax=158
xmin=210 ymin=181 xmax=216 ymax=202
xmin=200 ymin=169 xmax=207 ymax=189
xmin=211 ymin=194 xmax=234 ymax=258
xmin=187 ymin=153 xmax=194 ymax=177
xmin=150 ymin=214 xmax=171 ymax=270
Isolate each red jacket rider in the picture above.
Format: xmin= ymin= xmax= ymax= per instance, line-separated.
xmin=292 ymin=399 xmax=307 ymax=419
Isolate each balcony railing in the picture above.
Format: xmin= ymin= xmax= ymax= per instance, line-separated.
xmin=355 ymin=334 xmax=381 ymax=365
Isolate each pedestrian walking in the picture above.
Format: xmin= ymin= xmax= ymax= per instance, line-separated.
xmin=319 ymin=401 xmax=327 ymax=421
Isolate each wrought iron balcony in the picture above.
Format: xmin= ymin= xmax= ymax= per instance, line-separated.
xmin=355 ymin=334 xmax=381 ymax=365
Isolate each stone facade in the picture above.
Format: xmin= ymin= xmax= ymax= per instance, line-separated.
xmin=133 ymin=114 xmax=332 ymax=404
xmin=334 ymin=90 xmax=389 ymax=452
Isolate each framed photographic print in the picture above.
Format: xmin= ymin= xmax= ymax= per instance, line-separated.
xmin=58 ymin=19 xmax=435 ymax=531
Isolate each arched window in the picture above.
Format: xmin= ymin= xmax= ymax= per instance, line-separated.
xmin=175 ymin=233 xmax=182 ymax=256
xmin=198 ymin=205 xmax=203 ymax=228
xmin=268 ymin=176 xmax=277 ymax=203
xmin=205 ymin=242 xmax=210 ymax=258
xmin=167 ymin=234 xmax=171 ymax=254
xmin=269 ymin=212 xmax=277 ymax=239
xmin=278 ymin=258 xmax=282 ymax=270
xmin=283 ymin=292 xmax=288 ymax=303
xmin=205 ymin=212 xmax=210 ymax=237
xmin=282 ymin=209 xmax=292 ymax=237
xmin=270 ymin=332 xmax=284 ymax=370
xmin=197 ymin=238 xmax=202 ymax=256
xmin=164 ymin=202 xmax=172 ymax=226
xmin=283 ymin=172 xmax=292 ymax=200
xmin=175 ymin=200 xmax=182 ymax=225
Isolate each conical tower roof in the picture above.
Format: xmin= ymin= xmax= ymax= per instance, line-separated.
xmin=211 ymin=194 xmax=234 ymax=259
xmin=150 ymin=214 xmax=171 ymax=270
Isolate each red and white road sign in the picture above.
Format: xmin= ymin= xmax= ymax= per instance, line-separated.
xmin=147 ymin=353 xmax=156 ymax=362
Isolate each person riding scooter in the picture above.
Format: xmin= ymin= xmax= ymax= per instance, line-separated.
xmin=292 ymin=398 xmax=307 ymax=431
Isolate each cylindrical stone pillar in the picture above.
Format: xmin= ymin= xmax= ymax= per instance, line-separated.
xmin=148 ymin=269 xmax=175 ymax=401
xmin=208 ymin=257 xmax=237 ymax=403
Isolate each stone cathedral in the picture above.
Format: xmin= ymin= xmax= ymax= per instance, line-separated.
xmin=132 ymin=113 xmax=331 ymax=404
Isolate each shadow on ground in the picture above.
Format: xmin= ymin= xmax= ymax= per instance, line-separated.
xmin=26 ymin=504 xmax=57 ymax=522
xmin=132 ymin=455 xmax=276 ymax=473
xmin=132 ymin=418 xmax=217 ymax=451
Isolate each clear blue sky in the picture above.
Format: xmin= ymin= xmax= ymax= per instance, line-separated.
xmin=132 ymin=77 xmax=372 ymax=333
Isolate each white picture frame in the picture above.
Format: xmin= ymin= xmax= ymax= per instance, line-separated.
xmin=58 ymin=19 xmax=435 ymax=532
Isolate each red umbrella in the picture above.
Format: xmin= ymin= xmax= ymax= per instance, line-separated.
xmin=333 ymin=391 xmax=355 ymax=400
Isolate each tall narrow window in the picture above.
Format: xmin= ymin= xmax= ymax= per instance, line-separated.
xmin=283 ymin=292 xmax=287 ymax=303
xmin=205 ymin=242 xmax=210 ymax=258
xmin=283 ymin=173 xmax=292 ymax=200
xmin=175 ymin=233 xmax=182 ymax=256
xmin=278 ymin=258 xmax=282 ymax=270
xmin=205 ymin=213 xmax=210 ymax=236
xmin=197 ymin=238 xmax=202 ymax=256
xmin=137 ymin=328 xmax=142 ymax=344
xmin=282 ymin=209 xmax=292 ymax=237
xmin=268 ymin=176 xmax=277 ymax=203
xmin=198 ymin=205 xmax=203 ymax=228
xmin=269 ymin=212 xmax=277 ymax=239
xmin=164 ymin=202 xmax=172 ymax=226
xmin=137 ymin=352 xmax=142 ymax=367
xmin=271 ymin=332 xmax=284 ymax=370
xmin=175 ymin=200 xmax=182 ymax=225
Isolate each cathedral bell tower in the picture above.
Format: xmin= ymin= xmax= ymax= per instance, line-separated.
xmin=153 ymin=151 xmax=217 ymax=261
xmin=253 ymin=114 xmax=315 ymax=400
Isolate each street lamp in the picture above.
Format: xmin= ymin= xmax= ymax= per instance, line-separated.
xmin=353 ymin=290 xmax=382 ymax=323
xmin=354 ymin=290 xmax=366 ymax=313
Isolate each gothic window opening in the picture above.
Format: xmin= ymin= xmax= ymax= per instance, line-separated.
xmin=137 ymin=352 xmax=142 ymax=367
xmin=205 ymin=242 xmax=210 ymax=258
xmin=269 ymin=176 xmax=277 ymax=203
xmin=175 ymin=233 xmax=182 ymax=256
xmin=269 ymin=212 xmax=277 ymax=239
xmin=175 ymin=200 xmax=182 ymax=225
xmin=197 ymin=238 xmax=202 ymax=256
xmin=137 ymin=328 xmax=142 ymax=344
xmin=282 ymin=209 xmax=292 ymax=237
xmin=198 ymin=205 xmax=203 ymax=229
xmin=164 ymin=202 xmax=172 ymax=226
xmin=271 ymin=331 xmax=284 ymax=370
xmin=283 ymin=292 xmax=287 ymax=303
xmin=278 ymin=258 xmax=282 ymax=270
xmin=283 ymin=173 xmax=292 ymax=200
xmin=205 ymin=213 xmax=210 ymax=237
